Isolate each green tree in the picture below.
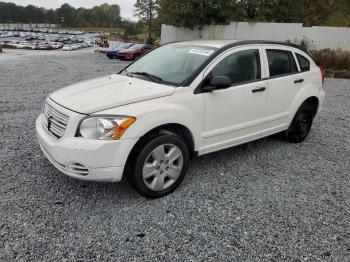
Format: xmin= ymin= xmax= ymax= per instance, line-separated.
xmin=46 ymin=9 xmax=58 ymax=24
xmin=303 ymin=0 xmax=337 ymax=26
xmin=0 ymin=2 xmax=22 ymax=22
xmin=325 ymin=0 xmax=350 ymax=27
xmin=56 ymin=3 xmax=76 ymax=27
xmin=159 ymin=0 xmax=238 ymax=28
xmin=134 ymin=0 xmax=160 ymax=40
xmin=240 ymin=0 xmax=304 ymax=23
xmin=0 ymin=2 xmax=122 ymax=28
xmin=159 ymin=0 xmax=305 ymax=27
xmin=122 ymin=20 xmax=143 ymax=37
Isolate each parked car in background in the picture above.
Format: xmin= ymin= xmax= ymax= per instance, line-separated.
xmin=26 ymin=35 xmax=38 ymax=41
xmin=85 ymin=40 xmax=93 ymax=47
xmin=71 ymin=44 xmax=79 ymax=50
xmin=9 ymin=40 xmax=20 ymax=47
xmin=0 ymin=27 xmax=93 ymax=51
xmin=14 ymin=41 xmax=30 ymax=49
xmin=29 ymin=43 xmax=39 ymax=50
xmin=36 ymin=40 xmax=325 ymax=198
xmin=117 ymin=44 xmax=154 ymax=60
xmin=62 ymin=45 xmax=73 ymax=51
xmin=106 ymin=43 xmax=135 ymax=59
xmin=37 ymin=42 xmax=53 ymax=50
xmin=50 ymin=42 xmax=63 ymax=49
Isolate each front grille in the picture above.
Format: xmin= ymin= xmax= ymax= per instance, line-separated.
xmin=42 ymin=101 xmax=69 ymax=139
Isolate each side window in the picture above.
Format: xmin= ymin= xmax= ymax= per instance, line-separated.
xmin=266 ymin=49 xmax=298 ymax=77
xmin=296 ymin=53 xmax=311 ymax=72
xmin=211 ymin=49 xmax=261 ymax=85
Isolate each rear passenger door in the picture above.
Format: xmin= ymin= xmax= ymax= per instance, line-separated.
xmin=264 ymin=47 xmax=301 ymax=126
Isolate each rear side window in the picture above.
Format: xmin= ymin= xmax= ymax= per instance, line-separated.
xmin=211 ymin=49 xmax=261 ymax=85
xmin=266 ymin=49 xmax=298 ymax=77
xmin=296 ymin=54 xmax=311 ymax=72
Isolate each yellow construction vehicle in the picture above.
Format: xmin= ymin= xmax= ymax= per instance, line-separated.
xmin=99 ymin=35 xmax=109 ymax=48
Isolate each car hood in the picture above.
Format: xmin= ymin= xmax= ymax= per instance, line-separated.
xmin=49 ymin=74 xmax=175 ymax=114
xmin=107 ymin=47 xmax=124 ymax=52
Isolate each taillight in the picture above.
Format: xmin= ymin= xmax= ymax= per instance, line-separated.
xmin=320 ymin=67 xmax=325 ymax=85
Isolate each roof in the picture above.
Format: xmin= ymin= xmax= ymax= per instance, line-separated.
xmin=174 ymin=39 xmax=308 ymax=53
xmin=176 ymin=40 xmax=238 ymax=48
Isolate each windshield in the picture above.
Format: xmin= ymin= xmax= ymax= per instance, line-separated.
xmin=129 ymin=44 xmax=143 ymax=50
xmin=120 ymin=43 xmax=133 ymax=49
xmin=111 ymin=43 xmax=131 ymax=49
xmin=124 ymin=44 xmax=217 ymax=86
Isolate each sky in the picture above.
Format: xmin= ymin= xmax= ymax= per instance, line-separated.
xmin=6 ymin=0 xmax=137 ymax=20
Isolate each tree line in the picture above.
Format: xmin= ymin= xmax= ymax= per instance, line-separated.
xmin=0 ymin=2 xmax=122 ymax=28
xmin=1 ymin=0 xmax=349 ymax=36
xmin=157 ymin=0 xmax=350 ymax=28
xmin=132 ymin=0 xmax=350 ymax=41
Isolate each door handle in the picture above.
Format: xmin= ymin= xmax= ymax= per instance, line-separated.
xmin=294 ymin=79 xmax=304 ymax=84
xmin=252 ymin=87 xmax=266 ymax=93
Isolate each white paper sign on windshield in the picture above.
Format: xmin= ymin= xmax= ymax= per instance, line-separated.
xmin=188 ymin=48 xmax=215 ymax=56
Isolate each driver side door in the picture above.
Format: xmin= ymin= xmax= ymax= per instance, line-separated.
xmin=201 ymin=47 xmax=269 ymax=154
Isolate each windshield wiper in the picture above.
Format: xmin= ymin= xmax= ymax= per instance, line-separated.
xmin=119 ymin=68 xmax=131 ymax=76
xmin=130 ymin=72 xmax=163 ymax=83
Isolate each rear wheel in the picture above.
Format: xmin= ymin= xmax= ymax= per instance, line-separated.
xmin=286 ymin=103 xmax=313 ymax=143
xmin=128 ymin=134 xmax=190 ymax=198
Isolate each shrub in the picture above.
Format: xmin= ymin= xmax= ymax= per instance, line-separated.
xmin=310 ymin=49 xmax=350 ymax=70
xmin=286 ymin=37 xmax=313 ymax=52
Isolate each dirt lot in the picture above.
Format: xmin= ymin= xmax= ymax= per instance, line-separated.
xmin=0 ymin=49 xmax=349 ymax=261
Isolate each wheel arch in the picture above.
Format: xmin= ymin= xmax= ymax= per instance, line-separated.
xmin=289 ymin=84 xmax=321 ymax=123
xmin=123 ymin=123 xmax=197 ymax=179
xmin=304 ymin=96 xmax=319 ymax=118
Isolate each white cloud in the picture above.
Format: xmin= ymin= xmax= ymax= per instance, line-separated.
xmin=6 ymin=0 xmax=137 ymax=20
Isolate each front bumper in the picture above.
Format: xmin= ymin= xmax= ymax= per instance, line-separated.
xmin=36 ymin=115 xmax=138 ymax=182
xmin=118 ymin=53 xmax=134 ymax=60
xmin=106 ymin=52 xmax=118 ymax=57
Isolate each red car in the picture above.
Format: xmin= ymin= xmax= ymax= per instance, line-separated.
xmin=117 ymin=44 xmax=154 ymax=60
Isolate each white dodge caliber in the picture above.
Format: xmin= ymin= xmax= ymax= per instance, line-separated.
xmin=36 ymin=40 xmax=325 ymax=198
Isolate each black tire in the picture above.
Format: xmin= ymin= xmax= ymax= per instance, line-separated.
xmin=286 ymin=103 xmax=313 ymax=143
xmin=127 ymin=134 xmax=190 ymax=198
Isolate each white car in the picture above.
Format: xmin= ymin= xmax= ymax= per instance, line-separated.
xmin=71 ymin=44 xmax=79 ymax=50
xmin=62 ymin=45 xmax=72 ymax=51
xmin=36 ymin=40 xmax=325 ymax=198
xmin=85 ymin=41 xmax=93 ymax=47
xmin=16 ymin=41 xmax=30 ymax=49
xmin=50 ymin=42 xmax=63 ymax=49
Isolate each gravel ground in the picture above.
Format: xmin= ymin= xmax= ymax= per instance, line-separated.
xmin=0 ymin=49 xmax=349 ymax=261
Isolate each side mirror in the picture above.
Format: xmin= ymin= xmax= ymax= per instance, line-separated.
xmin=202 ymin=76 xmax=232 ymax=93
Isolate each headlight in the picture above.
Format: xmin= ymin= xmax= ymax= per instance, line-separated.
xmin=79 ymin=116 xmax=136 ymax=140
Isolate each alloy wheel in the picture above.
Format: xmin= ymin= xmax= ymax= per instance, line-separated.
xmin=142 ymin=144 xmax=184 ymax=192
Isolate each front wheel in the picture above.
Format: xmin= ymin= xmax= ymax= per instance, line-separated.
xmin=286 ymin=103 xmax=313 ymax=143
xmin=128 ymin=134 xmax=190 ymax=198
